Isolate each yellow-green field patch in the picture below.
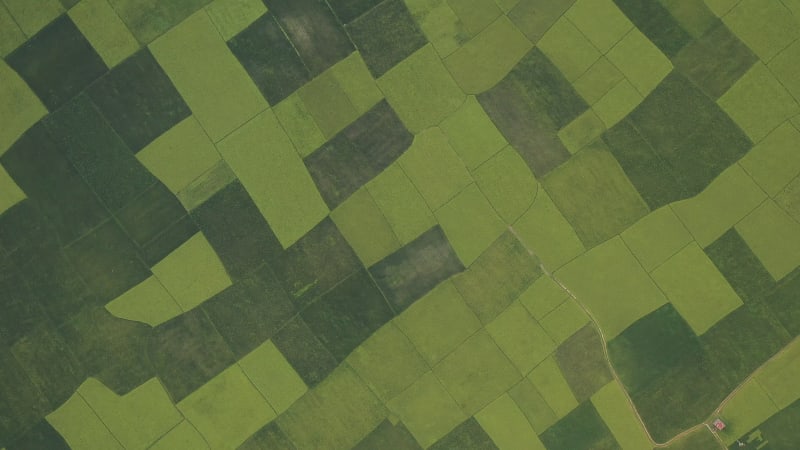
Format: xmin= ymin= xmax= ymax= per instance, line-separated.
xmin=105 ymin=276 xmax=182 ymax=327
xmin=0 ymin=163 xmax=25 ymax=215
xmin=756 ymin=337 xmax=800 ymax=409
xmin=539 ymin=298 xmax=590 ymax=345
xmin=558 ymin=109 xmax=605 ymax=154
xmin=152 ymin=232 xmax=232 ymax=311
xmin=367 ymin=163 xmax=436 ymax=245
xmin=394 ymin=280 xmax=481 ymax=366
xmin=565 ymin=0 xmax=633 ymax=53
xmin=238 ymin=340 xmax=308 ymax=415
xmin=529 ymin=356 xmax=579 ymax=419
xmin=47 ymin=393 xmax=123 ymax=450
xmin=512 ymin=190 xmax=586 ymax=270
xmin=205 ymin=0 xmax=267 ymax=41
xmin=0 ymin=60 xmax=47 ymax=156
xmin=719 ymin=379 xmax=779 ymax=445
xmin=476 ymin=394 xmax=546 ymax=450
xmin=473 ymin=146 xmax=538 ymax=224
xmin=671 ymin=163 xmax=766 ymax=247
xmin=69 ymin=0 xmax=140 ymax=68
xmin=378 ymin=45 xmax=465 ymax=133
xmin=739 ymin=121 xmax=800 ymax=196
xmin=79 ymin=377 xmax=182 ymax=449
xmin=486 ymin=301 xmax=556 ymax=374
xmin=331 ymin=187 xmax=401 ymax=266
xmin=537 ymin=17 xmax=601 ymax=83
xmin=556 ymin=237 xmax=668 ymax=339
xmin=150 ymin=10 xmax=268 ymax=142
xmin=591 ymin=381 xmax=651 ymax=450
xmin=606 ymin=28 xmax=672 ymax=96
xmin=399 ymin=127 xmax=472 ymax=211
xmin=178 ymin=365 xmax=276 ymax=450
xmin=444 ymin=15 xmax=532 ymax=94
xmin=346 ymin=322 xmax=429 ymax=403
xmin=217 ymin=109 xmax=329 ymax=248
xmin=387 ymin=371 xmax=467 ymax=448
xmin=736 ymin=200 xmax=800 ymax=281
xmin=149 ymin=421 xmax=209 ymax=450
xmin=651 ymin=243 xmax=743 ymax=335
xmin=273 ymin=93 xmax=326 ymax=158
xmin=137 ymin=116 xmax=221 ymax=194
xmin=439 ymin=95 xmax=507 ymax=170
xmin=435 ymin=184 xmax=506 ymax=266
xmin=620 ymin=206 xmax=693 ymax=272
xmin=519 ymin=275 xmax=571 ymax=321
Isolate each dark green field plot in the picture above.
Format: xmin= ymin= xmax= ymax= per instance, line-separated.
xmin=540 ymin=401 xmax=621 ymax=450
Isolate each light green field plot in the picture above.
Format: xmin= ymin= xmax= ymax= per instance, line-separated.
xmin=756 ymin=337 xmax=800 ymax=409
xmin=519 ymin=275 xmax=571 ymax=321
xmin=591 ymin=381 xmax=651 ymax=450
xmin=512 ymin=190 xmax=586 ymax=270
xmin=719 ymin=63 xmax=800 ymax=143
xmin=558 ymin=109 xmax=605 ymax=154
xmin=769 ymin=39 xmax=800 ymax=102
xmin=475 ymin=394 xmax=546 ymax=450
xmin=277 ymin=365 xmax=386 ymax=450
xmin=719 ymin=378 xmax=779 ymax=445
xmin=297 ymin=69 xmax=358 ymax=139
xmin=447 ymin=0 xmax=501 ymax=36
xmin=565 ymin=0 xmax=633 ymax=53
xmin=472 ymin=147 xmax=538 ymax=224
xmin=394 ymin=280 xmax=481 ymax=366
xmin=150 ymin=10 xmax=267 ymax=142
xmin=439 ymin=96 xmax=507 ymax=170
xmin=540 ymin=297 xmax=590 ymax=344
xmin=529 ymin=356 xmax=579 ymax=419
xmin=403 ymin=0 xmax=468 ymax=58
xmin=178 ymin=365 xmax=276 ymax=450
xmin=508 ymin=379 xmax=559 ymax=434
xmin=399 ymin=127 xmax=472 ymax=211
xmin=444 ymin=16 xmax=532 ymax=94
xmin=435 ymin=183 xmax=506 ymax=266
xmin=573 ymin=57 xmax=625 ymax=106
xmin=47 ymin=393 xmax=123 ymax=450
xmin=217 ymin=109 xmax=328 ymax=248
xmin=238 ymin=340 xmax=307 ymax=415
xmin=3 ymin=0 xmax=62 ymax=37
xmin=671 ymin=163 xmax=766 ymax=247
xmin=387 ymin=371 xmax=466 ymax=448
xmin=0 ymin=60 xmax=46 ymax=156
xmin=556 ymin=237 xmax=668 ymax=339
xmin=736 ymin=200 xmax=800 ymax=281
xmin=137 ymin=116 xmax=221 ymax=195
xmin=543 ymin=141 xmax=649 ymax=248
xmin=0 ymin=4 xmax=25 ymax=57
xmin=152 ymin=232 xmax=232 ymax=311
xmin=331 ymin=52 xmax=383 ymax=114
xmin=69 ymin=0 xmax=140 ymax=68
xmin=651 ymin=243 xmax=743 ymax=335
xmin=176 ymin=160 xmax=237 ymax=212
xmin=378 ymin=45 xmax=465 ymax=133
xmin=331 ymin=187 xmax=401 ymax=267
xmin=433 ymin=330 xmax=522 ymax=414
xmin=452 ymin=231 xmax=541 ymax=324
xmin=0 ymin=163 xmax=24 ymax=215
xmin=620 ymin=206 xmax=693 ymax=272
xmin=205 ymin=0 xmax=267 ymax=41
xmin=537 ymin=17 xmax=600 ymax=82
xmin=346 ymin=322 xmax=429 ymax=403
xmin=723 ymin=0 xmax=800 ymax=62
xmin=486 ymin=301 xmax=556 ymax=374
xmin=273 ymin=93 xmax=326 ymax=158
xmin=149 ymin=421 xmax=209 ymax=450
xmin=739 ymin=115 xmax=800 ymax=197
xmin=366 ymin=163 xmax=436 ymax=245
xmin=592 ymin=79 xmax=642 ymax=128
xmin=78 ymin=378 xmax=182 ymax=449
xmin=606 ymin=28 xmax=671 ymax=96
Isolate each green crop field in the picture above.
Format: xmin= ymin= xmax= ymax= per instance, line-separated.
xmin=2 ymin=0 xmax=800 ymax=449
